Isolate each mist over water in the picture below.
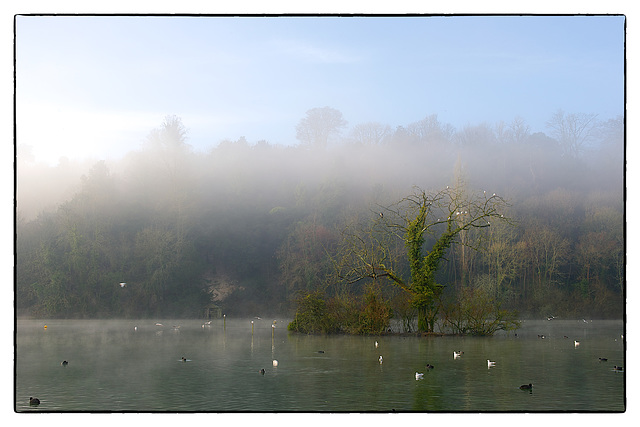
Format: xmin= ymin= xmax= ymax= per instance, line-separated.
xmin=16 ymin=318 xmax=625 ymax=412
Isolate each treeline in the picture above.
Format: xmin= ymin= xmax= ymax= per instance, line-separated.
xmin=16 ymin=110 xmax=624 ymax=319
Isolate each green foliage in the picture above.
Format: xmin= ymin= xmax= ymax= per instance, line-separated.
xmin=288 ymin=291 xmax=338 ymax=334
xmin=287 ymin=288 xmax=392 ymax=335
xmin=357 ymin=286 xmax=393 ymax=334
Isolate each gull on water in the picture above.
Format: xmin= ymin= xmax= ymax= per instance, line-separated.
xmin=415 ymin=372 xmax=424 ymax=380
xmin=487 ymin=360 xmax=496 ymax=368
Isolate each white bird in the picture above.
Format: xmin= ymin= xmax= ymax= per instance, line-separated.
xmin=415 ymin=372 xmax=424 ymax=380
xmin=379 ymin=355 xmax=383 ymax=364
xmin=574 ymin=340 xmax=580 ymax=347
xmin=272 ymin=360 xmax=278 ymax=367
xmin=453 ymin=351 xmax=463 ymax=359
xmin=155 ymin=323 xmax=163 ymax=326
xmin=119 ymin=282 xmax=126 ymax=288
xmin=375 ymin=341 xmax=379 ymax=348
xmin=487 ymin=359 xmax=496 ymax=368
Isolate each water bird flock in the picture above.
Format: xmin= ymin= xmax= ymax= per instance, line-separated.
xmin=28 ymin=319 xmax=625 ymax=409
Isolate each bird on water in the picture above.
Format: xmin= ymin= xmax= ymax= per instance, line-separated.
xmin=415 ymin=372 xmax=424 ymax=380
xmin=487 ymin=360 xmax=496 ymax=368
xmin=519 ymin=383 xmax=533 ymax=390
xmin=29 ymin=397 xmax=40 ymax=406
xmin=61 ymin=360 xmax=68 ymax=366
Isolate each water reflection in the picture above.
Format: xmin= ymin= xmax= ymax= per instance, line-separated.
xmin=15 ymin=318 xmax=625 ymax=412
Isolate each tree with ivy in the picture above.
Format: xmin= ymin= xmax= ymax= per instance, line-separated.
xmin=382 ymin=183 xmax=510 ymax=332
xmin=331 ymin=181 xmax=510 ymax=333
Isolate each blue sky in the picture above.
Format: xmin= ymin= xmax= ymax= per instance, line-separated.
xmin=15 ymin=15 xmax=625 ymax=165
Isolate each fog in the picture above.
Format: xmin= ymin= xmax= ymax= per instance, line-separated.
xmin=15 ymin=110 xmax=624 ymax=319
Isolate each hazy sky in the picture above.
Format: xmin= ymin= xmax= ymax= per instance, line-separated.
xmin=15 ymin=14 xmax=625 ymax=165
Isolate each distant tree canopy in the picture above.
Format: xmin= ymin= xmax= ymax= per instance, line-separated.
xmin=296 ymin=106 xmax=347 ymax=147
xmin=16 ymin=111 xmax=624 ymax=322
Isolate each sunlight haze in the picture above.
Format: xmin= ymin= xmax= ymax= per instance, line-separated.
xmin=15 ymin=15 xmax=624 ymax=165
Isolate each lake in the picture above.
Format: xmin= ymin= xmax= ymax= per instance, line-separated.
xmin=15 ymin=318 xmax=625 ymax=412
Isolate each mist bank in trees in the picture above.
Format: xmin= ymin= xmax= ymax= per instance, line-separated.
xmin=16 ymin=110 xmax=624 ymax=320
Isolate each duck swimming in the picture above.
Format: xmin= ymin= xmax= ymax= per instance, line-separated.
xmin=599 ymin=357 xmax=608 ymax=362
xmin=614 ymin=365 xmax=623 ymax=371
xmin=61 ymin=360 xmax=68 ymax=366
xmin=29 ymin=397 xmax=40 ymax=406
xmin=259 ymin=368 xmax=265 ymax=375
xmin=519 ymin=383 xmax=533 ymax=390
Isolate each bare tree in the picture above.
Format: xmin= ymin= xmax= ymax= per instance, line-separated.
xmin=546 ymin=109 xmax=599 ymax=158
xmin=295 ymin=106 xmax=347 ymax=148
xmin=349 ymin=121 xmax=391 ymax=145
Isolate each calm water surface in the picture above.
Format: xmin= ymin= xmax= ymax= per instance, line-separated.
xmin=15 ymin=318 xmax=625 ymax=412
